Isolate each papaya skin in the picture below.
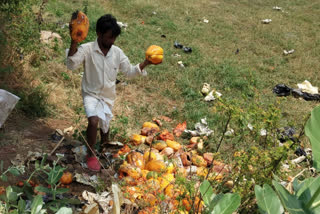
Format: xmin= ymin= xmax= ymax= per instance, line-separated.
xmin=145 ymin=45 xmax=164 ymax=64
xmin=70 ymin=11 xmax=89 ymax=43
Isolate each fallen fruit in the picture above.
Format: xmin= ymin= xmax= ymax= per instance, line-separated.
xmin=166 ymin=140 xmax=182 ymax=151
xmin=60 ymin=171 xmax=73 ymax=185
xmin=145 ymin=160 xmax=166 ymax=172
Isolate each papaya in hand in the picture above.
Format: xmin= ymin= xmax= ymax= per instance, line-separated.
xmin=70 ymin=11 xmax=89 ymax=43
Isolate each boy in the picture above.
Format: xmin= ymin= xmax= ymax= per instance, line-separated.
xmin=67 ymin=14 xmax=152 ymax=171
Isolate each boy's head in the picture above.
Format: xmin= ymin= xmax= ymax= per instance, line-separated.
xmin=96 ymin=14 xmax=121 ymax=37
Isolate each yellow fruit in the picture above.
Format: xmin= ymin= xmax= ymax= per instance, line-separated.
xmin=126 ymin=151 xmax=145 ymax=169
xmin=164 ymin=184 xmax=174 ymax=197
xmin=166 ymin=162 xmax=175 ymax=174
xmin=145 ymin=45 xmax=164 ymax=64
xmin=144 ymin=151 xmax=157 ymax=163
xmin=191 ymin=155 xmax=207 ymax=167
xmin=119 ymin=162 xmax=141 ymax=179
xmin=145 ymin=160 xmax=166 ymax=172
xmin=70 ymin=11 xmax=89 ymax=43
xmin=166 ymin=140 xmax=182 ymax=151
xmin=142 ymin=122 xmax=160 ymax=131
xmin=152 ymin=140 xmax=167 ymax=151
xmin=131 ymin=134 xmax=146 ymax=145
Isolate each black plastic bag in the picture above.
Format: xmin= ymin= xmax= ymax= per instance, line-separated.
xmin=273 ymin=84 xmax=292 ymax=96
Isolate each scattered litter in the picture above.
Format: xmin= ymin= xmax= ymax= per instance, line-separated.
xmin=278 ymin=127 xmax=297 ymax=143
xmin=260 ymin=129 xmax=267 ymax=136
xmin=174 ymin=41 xmax=192 ymax=53
xmin=161 ymin=34 xmax=166 ymax=38
xmin=72 ymin=145 xmax=88 ymax=163
xmin=247 ymin=123 xmax=253 ymax=131
xmin=235 ymin=48 xmax=240 ymax=54
xmin=82 ymin=190 xmax=113 ymax=214
xmin=40 ymin=31 xmax=62 ymax=44
xmin=273 ymin=84 xmax=292 ymax=97
xmin=75 ymin=173 xmax=99 ymax=188
xmin=297 ymin=80 xmax=318 ymax=94
xmin=183 ymin=46 xmax=192 ymax=53
xmin=185 ymin=118 xmax=214 ymax=136
xmin=261 ymin=19 xmax=272 ymax=24
xmin=203 ymin=18 xmax=209 ymax=23
xmin=0 ymin=89 xmax=20 ymax=128
xmin=273 ymin=6 xmax=283 ymax=11
xmin=291 ymin=156 xmax=306 ymax=164
xmin=50 ymin=129 xmax=64 ymax=142
xmin=204 ymin=90 xmax=222 ymax=102
xmin=225 ymin=129 xmax=234 ymax=136
xmin=27 ymin=151 xmax=43 ymax=162
xmin=152 ymin=11 xmax=157 ymax=15
xmin=283 ymin=49 xmax=294 ymax=55
xmin=174 ymin=41 xmax=183 ymax=49
xmin=295 ymin=147 xmax=307 ymax=157
xmin=11 ymin=154 xmax=25 ymax=167
xmin=117 ymin=21 xmax=128 ymax=29
xmin=305 ymin=148 xmax=312 ymax=156
xmin=64 ymin=126 xmax=74 ymax=134
xmin=107 ymin=141 xmax=124 ymax=147
xmin=273 ymin=83 xmax=320 ymax=101
xmin=201 ymin=83 xmax=211 ymax=96
xmin=282 ymin=164 xmax=290 ymax=170
xmin=177 ymin=61 xmax=185 ymax=68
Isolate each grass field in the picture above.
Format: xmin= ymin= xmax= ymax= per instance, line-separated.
xmin=1 ymin=0 xmax=320 ymax=212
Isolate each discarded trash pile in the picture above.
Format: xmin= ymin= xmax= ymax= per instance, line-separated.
xmin=273 ymin=80 xmax=320 ymax=101
xmin=115 ymin=121 xmax=231 ymax=213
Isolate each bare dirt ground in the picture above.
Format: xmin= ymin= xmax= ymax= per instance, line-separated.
xmin=0 ymin=111 xmax=111 ymax=197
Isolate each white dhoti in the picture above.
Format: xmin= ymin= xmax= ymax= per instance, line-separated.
xmin=83 ymin=95 xmax=113 ymax=133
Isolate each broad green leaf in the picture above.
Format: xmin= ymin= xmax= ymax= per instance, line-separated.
xmin=255 ymin=184 xmax=284 ymax=214
xmin=210 ymin=193 xmax=241 ymax=214
xmin=35 ymin=186 xmax=52 ymax=194
xmin=8 ymin=168 xmax=20 ymax=176
xmin=272 ymin=180 xmax=309 ymax=214
xmin=31 ymin=195 xmax=44 ymax=214
xmin=293 ymin=178 xmax=300 ymax=193
xmin=200 ymin=180 xmax=215 ymax=206
xmin=18 ymin=198 xmax=26 ymax=213
xmin=55 ymin=188 xmax=69 ymax=194
xmin=48 ymin=168 xmax=63 ymax=185
xmin=1 ymin=174 xmax=8 ymax=182
xmin=296 ymin=177 xmax=320 ymax=204
xmin=305 ymin=105 xmax=320 ymax=171
xmin=6 ymin=186 xmax=18 ymax=202
xmin=55 ymin=207 xmax=73 ymax=214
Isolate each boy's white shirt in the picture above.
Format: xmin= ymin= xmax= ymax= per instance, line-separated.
xmin=66 ymin=39 xmax=147 ymax=107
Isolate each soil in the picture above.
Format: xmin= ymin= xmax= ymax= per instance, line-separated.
xmin=0 ymin=110 xmax=118 ymax=200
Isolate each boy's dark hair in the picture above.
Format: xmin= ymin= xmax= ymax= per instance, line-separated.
xmin=96 ymin=14 xmax=121 ymax=37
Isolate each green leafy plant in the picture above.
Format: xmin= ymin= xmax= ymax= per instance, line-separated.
xmin=200 ymin=180 xmax=241 ymax=214
xmin=254 ymin=104 xmax=320 ymax=214
xmin=305 ymin=104 xmax=320 ymax=171
xmin=255 ymin=184 xmax=284 ymax=214
xmin=0 ymin=154 xmax=80 ymax=213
